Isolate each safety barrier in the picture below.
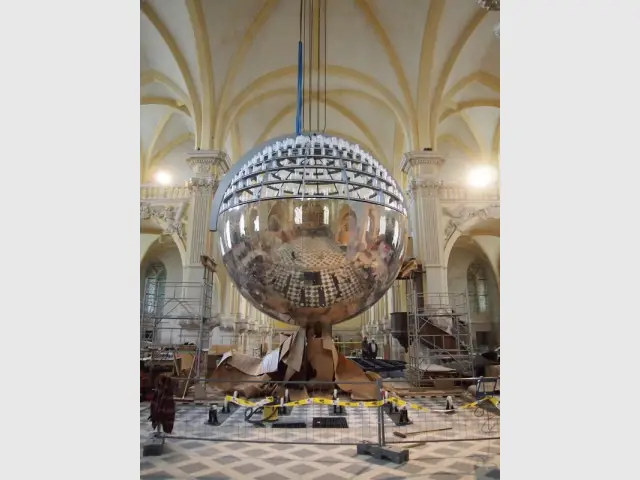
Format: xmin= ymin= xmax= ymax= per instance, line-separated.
xmin=141 ymin=377 xmax=500 ymax=455
xmin=226 ymin=392 xmax=499 ymax=411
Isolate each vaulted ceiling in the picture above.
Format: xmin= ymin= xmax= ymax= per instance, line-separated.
xmin=140 ymin=0 xmax=499 ymax=184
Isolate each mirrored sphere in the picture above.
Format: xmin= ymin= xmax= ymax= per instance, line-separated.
xmin=216 ymin=134 xmax=409 ymax=327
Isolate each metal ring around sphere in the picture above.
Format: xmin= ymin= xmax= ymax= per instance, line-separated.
xmin=214 ymin=133 xmax=410 ymax=328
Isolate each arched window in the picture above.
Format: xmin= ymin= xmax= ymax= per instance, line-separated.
xmin=467 ymin=262 xmax=488 ymax=313
xmin=143 ymin=262 xmax=167 ymax=316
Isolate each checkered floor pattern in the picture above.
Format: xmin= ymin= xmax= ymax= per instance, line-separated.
xmin=141 ymin=396 xmax=499 ymax=444
xmin=266 ymin=237 xmax=367 ymax=308
xmin=141 ymin=398 xmax=499 ymax=479
xmin=225 ymin=235 xmax=371 ymax=310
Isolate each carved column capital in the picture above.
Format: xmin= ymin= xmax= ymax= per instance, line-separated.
xmin=186 ymin=150 xmax=230 ymax=178
xmin=187 ymin=177 xmax=217 ymax=195
xmin=406 ymin=179 xmax=443 ymax=196
xmin=401 ymin=150 xmax=446 ymax=179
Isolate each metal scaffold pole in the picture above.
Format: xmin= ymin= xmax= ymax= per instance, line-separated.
xmin=406 ymin=270 xmax=475 ymax=387
xmin=196 ymin=255 xmax=217 ymax=384
xmin=140 ymin=254 xmax=217 ymax=400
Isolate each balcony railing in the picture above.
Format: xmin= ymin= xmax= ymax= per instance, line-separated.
xmin=439 ymin=185 xmax=500 ymax=202
xmin=140 ymin=185 xmax=191 ymax=200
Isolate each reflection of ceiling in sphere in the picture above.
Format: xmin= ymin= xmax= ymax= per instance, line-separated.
xmin=217 ymin=134 xmax=409 ymax=327
xmin=220 ymin=134 xmax=407 ymax=216
xmin=268 ymin=237 xmax=367 ymax=308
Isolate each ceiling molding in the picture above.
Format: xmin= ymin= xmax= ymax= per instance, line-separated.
xmin=146 ymin=132 xmax=195 ymax=180
xmin=223 ymin=87 xmax=396 ymax=141
xmin=147 ymin=112 xmax=174 ymax=165
xmin=186 ymin=0 xmax=215 ymax=149
xmin=458 ymin=111 xmax=484 ymax=156
xmin=255 ymin=104 xmax=292 ymax=146
xmin=491 ymin=119 xmax=500 ymax=158
xmin=326 ymin=98 xmax=387 ymax=167
xmin=219 ymin=65 xmax=412 ymax=148
xmin=392 ymin=121 xmax=406 ymax=188
xmin=439 ymin=98 xmax=499 ymax=123
xmin=141 ymin=2 xmax=202 ymax=147
xmin=354 ymin=0 xmax=417 ymax=144
xmin=214 ymin=0 xmax=279 ymax=148
xmin=230 ymin=122 xmax=241 ymax=162
xmin=140 ymin=140 xmax=147 ymax=183
xmin=141 ymin=96 xmax=191 ymax=117
xmin=437 ymin=134 xmax=476 ymax=159
xmin=441 ymin=70 xmax=499 ymax=107
xmin=417 ymin=0 xmax=445 ymax=149
xmin=429 ymin=9 xmax=488 ymax=146
xmin=141 ymin=70 xmax=194 ymax=115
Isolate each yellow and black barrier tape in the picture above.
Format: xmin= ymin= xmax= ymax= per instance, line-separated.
xmin=224 ymin=394 xmax=499 ymax=412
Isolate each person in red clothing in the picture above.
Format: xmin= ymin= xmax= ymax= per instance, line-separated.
xmin=149 ymin=375 xmax=176 ymax=434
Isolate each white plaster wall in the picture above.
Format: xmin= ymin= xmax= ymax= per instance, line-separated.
xmin=141 ymin=243 xmax=184 ymax=344
xmin=472 ymin=235 xmax=500 ymax=288
xmin=210 ymin=326 xmax=235 ymax=346
xmin=447 ymin=246 xmax=499 ymax=346
xmin=140 ymin=233 xmax=160 ymax=261
xmin=447 ymin=247 xmax=475 ymax=298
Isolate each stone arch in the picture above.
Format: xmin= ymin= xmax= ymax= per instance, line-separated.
xmin=141 ymin=230 xmax=187 ymax=267
xmin=140 ymin=211 xmax=187 ymax=267
xmin=443 ymin=205 xmax=500 ymax=267
xmin=140 ymin=235 xmax=185 ymax=284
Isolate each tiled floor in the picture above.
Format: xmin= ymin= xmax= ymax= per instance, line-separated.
xmin=140 ymin=438 xmax=500 ymax=479
xmin=141 ymin=402 xmax=500 ymax=479
xmin=142 ymin=396 xmax=499 ymax=445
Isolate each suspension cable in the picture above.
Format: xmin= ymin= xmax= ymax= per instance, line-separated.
xmin=296 ymin=0 xmax=304 ymax=134
xmin=322 ymin=0 xmax=327 ymax=132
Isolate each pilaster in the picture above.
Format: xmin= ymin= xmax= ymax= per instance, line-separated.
xmin=183 ymin=150 xmax=230 ymax=283
xmin=401 ymin=150 xmax=448 ymax=296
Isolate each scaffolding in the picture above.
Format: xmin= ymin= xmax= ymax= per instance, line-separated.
xmin=405 ymin=272 xmax=475 ymax=386
xmin=140 ymin=255 xmax=217 ymax=391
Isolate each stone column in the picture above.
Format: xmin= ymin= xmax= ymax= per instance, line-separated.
xmin=182 ymin=150 xmax=230 ymax=284
xmin=401 ymin=150 xmax=448 ymax=298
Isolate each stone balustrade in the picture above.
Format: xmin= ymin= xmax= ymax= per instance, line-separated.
xmin=140 ymin=185 xmax=191 ymax=200
xmin=439 ymin=185 xmax=500 ymax=202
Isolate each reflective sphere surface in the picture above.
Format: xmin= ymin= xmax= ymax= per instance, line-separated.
xmin=217 ymin=134 xmax=408 ymax=327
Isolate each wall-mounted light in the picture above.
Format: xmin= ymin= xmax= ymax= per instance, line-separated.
xmin=467 ymin=164 xmax=498 ymax=188
xmin=153 ymin=170 xmax=172 ymax=186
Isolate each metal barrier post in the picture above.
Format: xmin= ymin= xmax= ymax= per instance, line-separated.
xmin=376 ymin=378 xmax=385 ymax=446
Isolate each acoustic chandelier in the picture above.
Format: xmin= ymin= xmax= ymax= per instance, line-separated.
xmin=477 ymin=0 xmax=500 ymax=8
xmin=477 ymin=0 xmax=500 ymax=38
xmin=209 ymin=0 xmax=409 ymax=327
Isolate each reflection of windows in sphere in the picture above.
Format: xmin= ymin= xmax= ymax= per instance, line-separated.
xmin=216 ymin=133 xmax=409 ymax=327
